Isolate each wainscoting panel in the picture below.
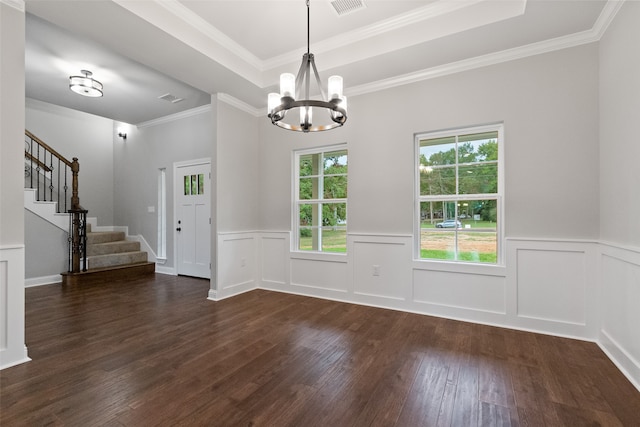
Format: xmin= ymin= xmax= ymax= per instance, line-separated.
xmin=0 ymin=245 xmax=30 ymax=369
xmin=599 ymin=243 xmax=640 ymax=391
xmin=290 ymin=257 xmax=348 ymax=294
xmin=504 ymin=239 xmax=599 ymax=339
xmin=351 ymin=235 xmax=412 ymax=301
xmin=412 ymin=268 xmax=506 ymax=315
xmin=260 ymin=233 xmax=289 ymax=286
xmin=216 ymin=233 xmax=257 ymax=299
xmin=515 ymin=248 xmax=587 ymax=325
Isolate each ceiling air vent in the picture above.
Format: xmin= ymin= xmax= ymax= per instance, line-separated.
xmin=330 ymin=0 xmax=366 ymax=17
xmin=158 ymin=93 xmax=184 ymax=104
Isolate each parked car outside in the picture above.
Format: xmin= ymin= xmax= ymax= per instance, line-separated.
xmin=436 ymin=219 xmax=462 ymax=228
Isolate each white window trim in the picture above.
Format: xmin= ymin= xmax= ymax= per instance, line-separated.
xmin=414 ymin=123 xmax=505 ymax=266
xmin=292 ymin=143 xmax=348 ymax=255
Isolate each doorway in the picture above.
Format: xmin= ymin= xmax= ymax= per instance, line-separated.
xmin=174 ymin=159 xmax=211 ymax=278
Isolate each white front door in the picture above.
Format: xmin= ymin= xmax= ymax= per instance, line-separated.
xmin=175 ymin=160 xmax=211 ymax=278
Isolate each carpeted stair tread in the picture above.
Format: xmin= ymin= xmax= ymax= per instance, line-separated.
xmin=88 ymin=251 xmax=148 ymax=269
xmin=87 ymin=231 xmax=126 ymax=245
xmin=87 ymin=240 xmax=140 ymax=256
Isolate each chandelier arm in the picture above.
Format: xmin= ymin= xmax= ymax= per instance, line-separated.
xmin=304 ymin=57 xmax=312 ymax=102
xmin=294 ymin=56 xmax=307 ymax=100
xmin=309 ymin=55 xmax=328 ymax=101
xmin=305 ymin=0 xmax=312 ymax=102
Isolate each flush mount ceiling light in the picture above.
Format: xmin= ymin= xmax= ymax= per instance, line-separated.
xmin=69 ymin=70 xmax=103 ymax=97
xmin=267 ymin=0 xmax=347 ymax=133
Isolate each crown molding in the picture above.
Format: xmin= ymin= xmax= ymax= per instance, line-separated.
xmin=148 ymin=0 xmax=493 ymax=73
xmin=217 ymin=93 xmax=262 ymax=117
xmin=592 ymin=0 xmax=625 ymax=39
xmin=136 ymin=0 xmax=526 ymax=78
xmin=136 ymin=104 xmax=212 ymax=128
xmin=135 ymin=96 xmax=262 ymax=127
xmin=154 ymin=0 xmax=262 ymax=70
xmin=1 ymin=0 xmax=25 ymax=12
xmin=348 ymin=30 xmax=598 ymax=97
xmin=264 ymin=0 xmax=519 ymax=71
xmin=349 ymin=0 xmax=621 ymax=98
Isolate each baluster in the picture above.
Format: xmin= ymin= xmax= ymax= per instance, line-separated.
xmin=29 ymin=137 xmax=33 ymax=189
xmin=49 ymin=150 xmax=54 ymax=205
xmin=80 ymin=211 xmax=87 ymax=272
xmin=36 ymin=142 xmax=40 ymax=201
xmin=64 ymin=163 xmax=69 ymax=212
xmin=57 ymin=158 xmax=61 ymax=213
xmin=68 ymin=208 xmax=88 ymax=273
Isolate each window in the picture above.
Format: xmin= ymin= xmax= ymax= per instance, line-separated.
xmin=416 ymin=124 xmax=502 ymax=264
xmin=157 ymin=168 xmax=166 ymax=261
xmin=294 ymin=146 xmax=348 ymax=253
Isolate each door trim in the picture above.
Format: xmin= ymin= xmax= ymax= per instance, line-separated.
xmin=173 ymin=158 xmax=211 ymax=277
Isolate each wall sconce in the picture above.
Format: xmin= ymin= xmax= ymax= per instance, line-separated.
xmin=116 ymin=126 xmax=127 ymax=141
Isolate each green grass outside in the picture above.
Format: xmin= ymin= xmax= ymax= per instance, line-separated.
xmin=420 ymin=249 xmax=497 ymax=263
xmin=299 ymin=229 xmax=346 ymax=252
xmin=299 ymin=228 xmax=497 ymax=261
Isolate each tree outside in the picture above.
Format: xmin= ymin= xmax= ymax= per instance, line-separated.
xmin=298 ymin=150 xmax=347 ymax=252
xmin=418 ymin=133 xmax=498 ymax=262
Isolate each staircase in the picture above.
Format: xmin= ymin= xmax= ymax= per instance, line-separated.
xmin=61 ymin=225 xmax=155 ymax=286
xmin=24 ymin=130 xmax=155 ymax=286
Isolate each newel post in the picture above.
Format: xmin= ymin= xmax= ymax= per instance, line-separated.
xmin=71 ymin=157 xmax=80 ymax=210
xmin=68 ymin=157 xmax=87 ymax=273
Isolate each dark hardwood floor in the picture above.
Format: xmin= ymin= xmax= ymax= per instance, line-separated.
xmin=2 ymin=274 xmax=639 ymax=426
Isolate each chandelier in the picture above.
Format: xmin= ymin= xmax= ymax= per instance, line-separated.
xmin=69 ymin=70 xmax=103 ymax=97
xmin=267 ymin=0 xmax=347 ymax=133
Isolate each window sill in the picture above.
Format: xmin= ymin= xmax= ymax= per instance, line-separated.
xmin=290 ymin=251 xmax=348 ymax=263
xmin=412 ymin=259 xmax=506 ymax=277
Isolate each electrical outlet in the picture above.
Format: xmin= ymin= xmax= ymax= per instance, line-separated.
xmin=372 ymin=265 xmax=380 ymax=276
xmin=241 ymin=258 xmax=246 ymax=267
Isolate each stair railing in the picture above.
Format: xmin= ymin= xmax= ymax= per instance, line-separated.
xmin=24 ymin=130 xmax=86 ymax=273
xmin=24 ymin=130 xmax=80 ymax=213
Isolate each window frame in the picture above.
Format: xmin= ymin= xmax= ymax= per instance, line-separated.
xmin=414 ymin=123 xmax=504 ymax=266
xmin=293 ymin=143 xmax=348 ymax=255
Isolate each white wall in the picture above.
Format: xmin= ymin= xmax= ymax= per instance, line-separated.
xmin=598 ymin=0 xmax=640 ymax=390
xmin=216 ymin=99 xmax=260 ymax=233
xmin=26 ymin=99 xmax=115 ymax=224
xmin=245 ymin=44 xmax=602 ymax=343
xmin=24 ymin=210 xmax=67 ymax=282
xmin=259 ymin=45 xmax=600 ymax=239
xmin=0 ymin=1 xmax=29 ymax=369
xmin=211 ymin=97 xmax=261 ymax=300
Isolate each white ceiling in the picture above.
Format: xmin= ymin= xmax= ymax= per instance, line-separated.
xmin=22 ymin=0 xmax=614 ymax=125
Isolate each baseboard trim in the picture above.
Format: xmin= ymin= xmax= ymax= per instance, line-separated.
xmin=207 ymin=284 xmax=257 ymax=302
xmin=598 ymin=331 xmax=640 ymax=393
xmin=155 ymin=265 xmax=176 ymax=275
xmin=0 ymin=347 xmax=31 ymax=370
xmin=25 ymin=275 xmax=62 ymax=287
